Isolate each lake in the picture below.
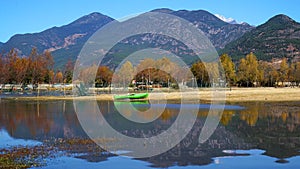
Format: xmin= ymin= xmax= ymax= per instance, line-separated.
xmin=0 ymin=99 xmax=300 ymax=168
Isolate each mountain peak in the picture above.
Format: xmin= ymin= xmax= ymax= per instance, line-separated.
xmin=150 ymin=8 xmax=174 ymax=14
xmin=215 ymin=14 xmax=238 ymax=24
xmin=266 ymin=14 xmax=297 ymax=25
xmin=255 ymin=14 xmax=299 ymax=32
xmin=69 ymin=12 xmax=113 ymax=26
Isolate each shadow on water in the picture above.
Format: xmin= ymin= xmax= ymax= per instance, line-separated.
xmin=0 ymin=100 xmax=300 ymax=168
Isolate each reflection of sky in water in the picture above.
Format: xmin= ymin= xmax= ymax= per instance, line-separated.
xmin=41 ymin=149 xmax=300 ymax=169
xmin=134 ymin=103 xmax=245 ymax=110
xmin=42 ymin=156 xmax=152 ymax=169
xmin=204 ymin=149 xmax=300 ymax=169
xmin=0 ymin=129 xmax=41 ymax=148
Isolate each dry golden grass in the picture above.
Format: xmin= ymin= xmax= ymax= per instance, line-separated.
xmin=224 ymin=87 xmax=300 ymax=102
xmin=2 ymin=87 xmax=300 ymax=102
xmin=153 ymin=87 xmax=300 ymax=102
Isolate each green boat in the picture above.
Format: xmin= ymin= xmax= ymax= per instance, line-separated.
xmin=113 ymin=93 xmax=149 ymax=100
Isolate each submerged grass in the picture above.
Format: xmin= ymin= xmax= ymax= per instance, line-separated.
xmin=0 ymin=146 xmax=49 ymax=168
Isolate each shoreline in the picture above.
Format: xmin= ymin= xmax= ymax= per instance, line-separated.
xmin=1 ymin=87 xmax=300 ymax=102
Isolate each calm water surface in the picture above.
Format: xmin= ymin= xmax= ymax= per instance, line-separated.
xmin=0 ymin=99 xmax=300 ymax=168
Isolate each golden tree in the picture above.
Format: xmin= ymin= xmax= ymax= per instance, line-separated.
xmin=116 ymin=61 xmax=135 ymax=88
xmin=96 ymin=66 xmax=113 ymax=87
xmin=279 ymin=58 xmax=289 ymax=85
xmin=55 ymin=71 xmax=64 ymax=83
xmin=295 ymin=62 xmax=300 ymax=86
xmin=237 ymin=52 xmax=259 ymax=87
xmin=191 ymin=61 xmax=209 ymax=87
xmin=220 ymin=54 xmax=236 ymax=87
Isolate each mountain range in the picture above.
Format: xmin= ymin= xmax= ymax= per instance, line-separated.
xmin=150 ymin=8 xmax=254 ymax=49
xmin=0 ymin=8 xmax=299 ymax=68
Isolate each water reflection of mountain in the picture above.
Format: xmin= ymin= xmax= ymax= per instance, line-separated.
xmin=139 ymin=118 xmax=252 ymax=168
xmin=0 ymin=100 xmax=300 ymax=167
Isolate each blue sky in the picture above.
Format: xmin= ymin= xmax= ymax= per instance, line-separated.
xmin=0 ymin=0 xmax=299 ymax=43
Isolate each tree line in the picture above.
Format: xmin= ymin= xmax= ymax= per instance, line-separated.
xmin=0 ymin=48 xmax=73 ymax=86
xmin=1 ymin=48 xmax=299 ymax=88
xmin=76 ymin=57 xmax=191 ymax=88
xmin=217 ymin=52 xmax=300 ymax=87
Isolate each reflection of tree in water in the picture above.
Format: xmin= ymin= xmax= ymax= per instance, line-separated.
xmin=239 ymin=107 xmax=259 ymax=126
xmin=220 ymin=111 xmax=234 ymax=126
xmin=0 ymin=100 xmax=87 ymax=140
xmin=160 ymin=109 xmax=173 ymax=122
xmin=225 ymin=102 xmax=300 ymax=162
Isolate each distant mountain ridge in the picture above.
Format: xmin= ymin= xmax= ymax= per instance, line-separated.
xmin=152 ymin=8 xmax=254 ymax=49
xmin=222 ymin=14 xmax=300 ymax=62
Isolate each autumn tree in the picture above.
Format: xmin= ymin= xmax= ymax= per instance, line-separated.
xmin=27 ymin=48 xmax=38 ymax=84
xmin=0 ymin=48 xmax=55 ymax=86
xmin=206 ymin=62 xmax=221 ymax=86
xmin=132 ymin=57 xmax=188 ymax=88
xmin=96 ymin=66 xmax=113 ymax=87
xmin=41 ymin=51 xmax=54 ymax=83
xmin=279 ymin=58 xmax=289 ymax=86
xmin=155 ymin=57 xmax=177 ymax=84
xmin=116 ymin=61 xmax=135 ymax=88
xmin=136 ymin=58 xmax=156 ymax=73
xmin=55 ymin=71 xmax=64 ymax=83
xmin=14 ymin=57 xmax=29 ymax=84
xmin=4 ymin=49 xmax=30 ymax=84
xmin=48 ymin=70 xmax=55 ymax=84
xmin=294 ymin=62 xmax=300 ymax=86
xmin=135 ymin=67 xmax=176 ymax=87
xmin=44 ymin=50 xmax=54 ymax=70
xmin=6 ymin=49 xmax=19 ymax=83
xmin=288 ymin=62 xmax=296 ymax=86
xmin=63 ymin=59 xmax=74 ymax=83
xmin=270 ymin=66 xmax=280 ymax=87
xmin=173 ymin=66 xmax=193 ymax=86
xmin=0 ymin=53 xmax=4 ymax=84
xmin=135 ymin=58 xmax=156 ymax=84
xmin=220 ymin=54 xmax=236 ymax=87
xmin=27 ymin=48 xmax=50 ymax=84
xmin=237 ymin=52 xmax=259 ymax=87
xmin=258 ymin=62 xmax=277 ymax=87
xmin=191 ymin=61 xmax=209 ymax=87
xmin=79 ymin=64 xmax=98 ymax=86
